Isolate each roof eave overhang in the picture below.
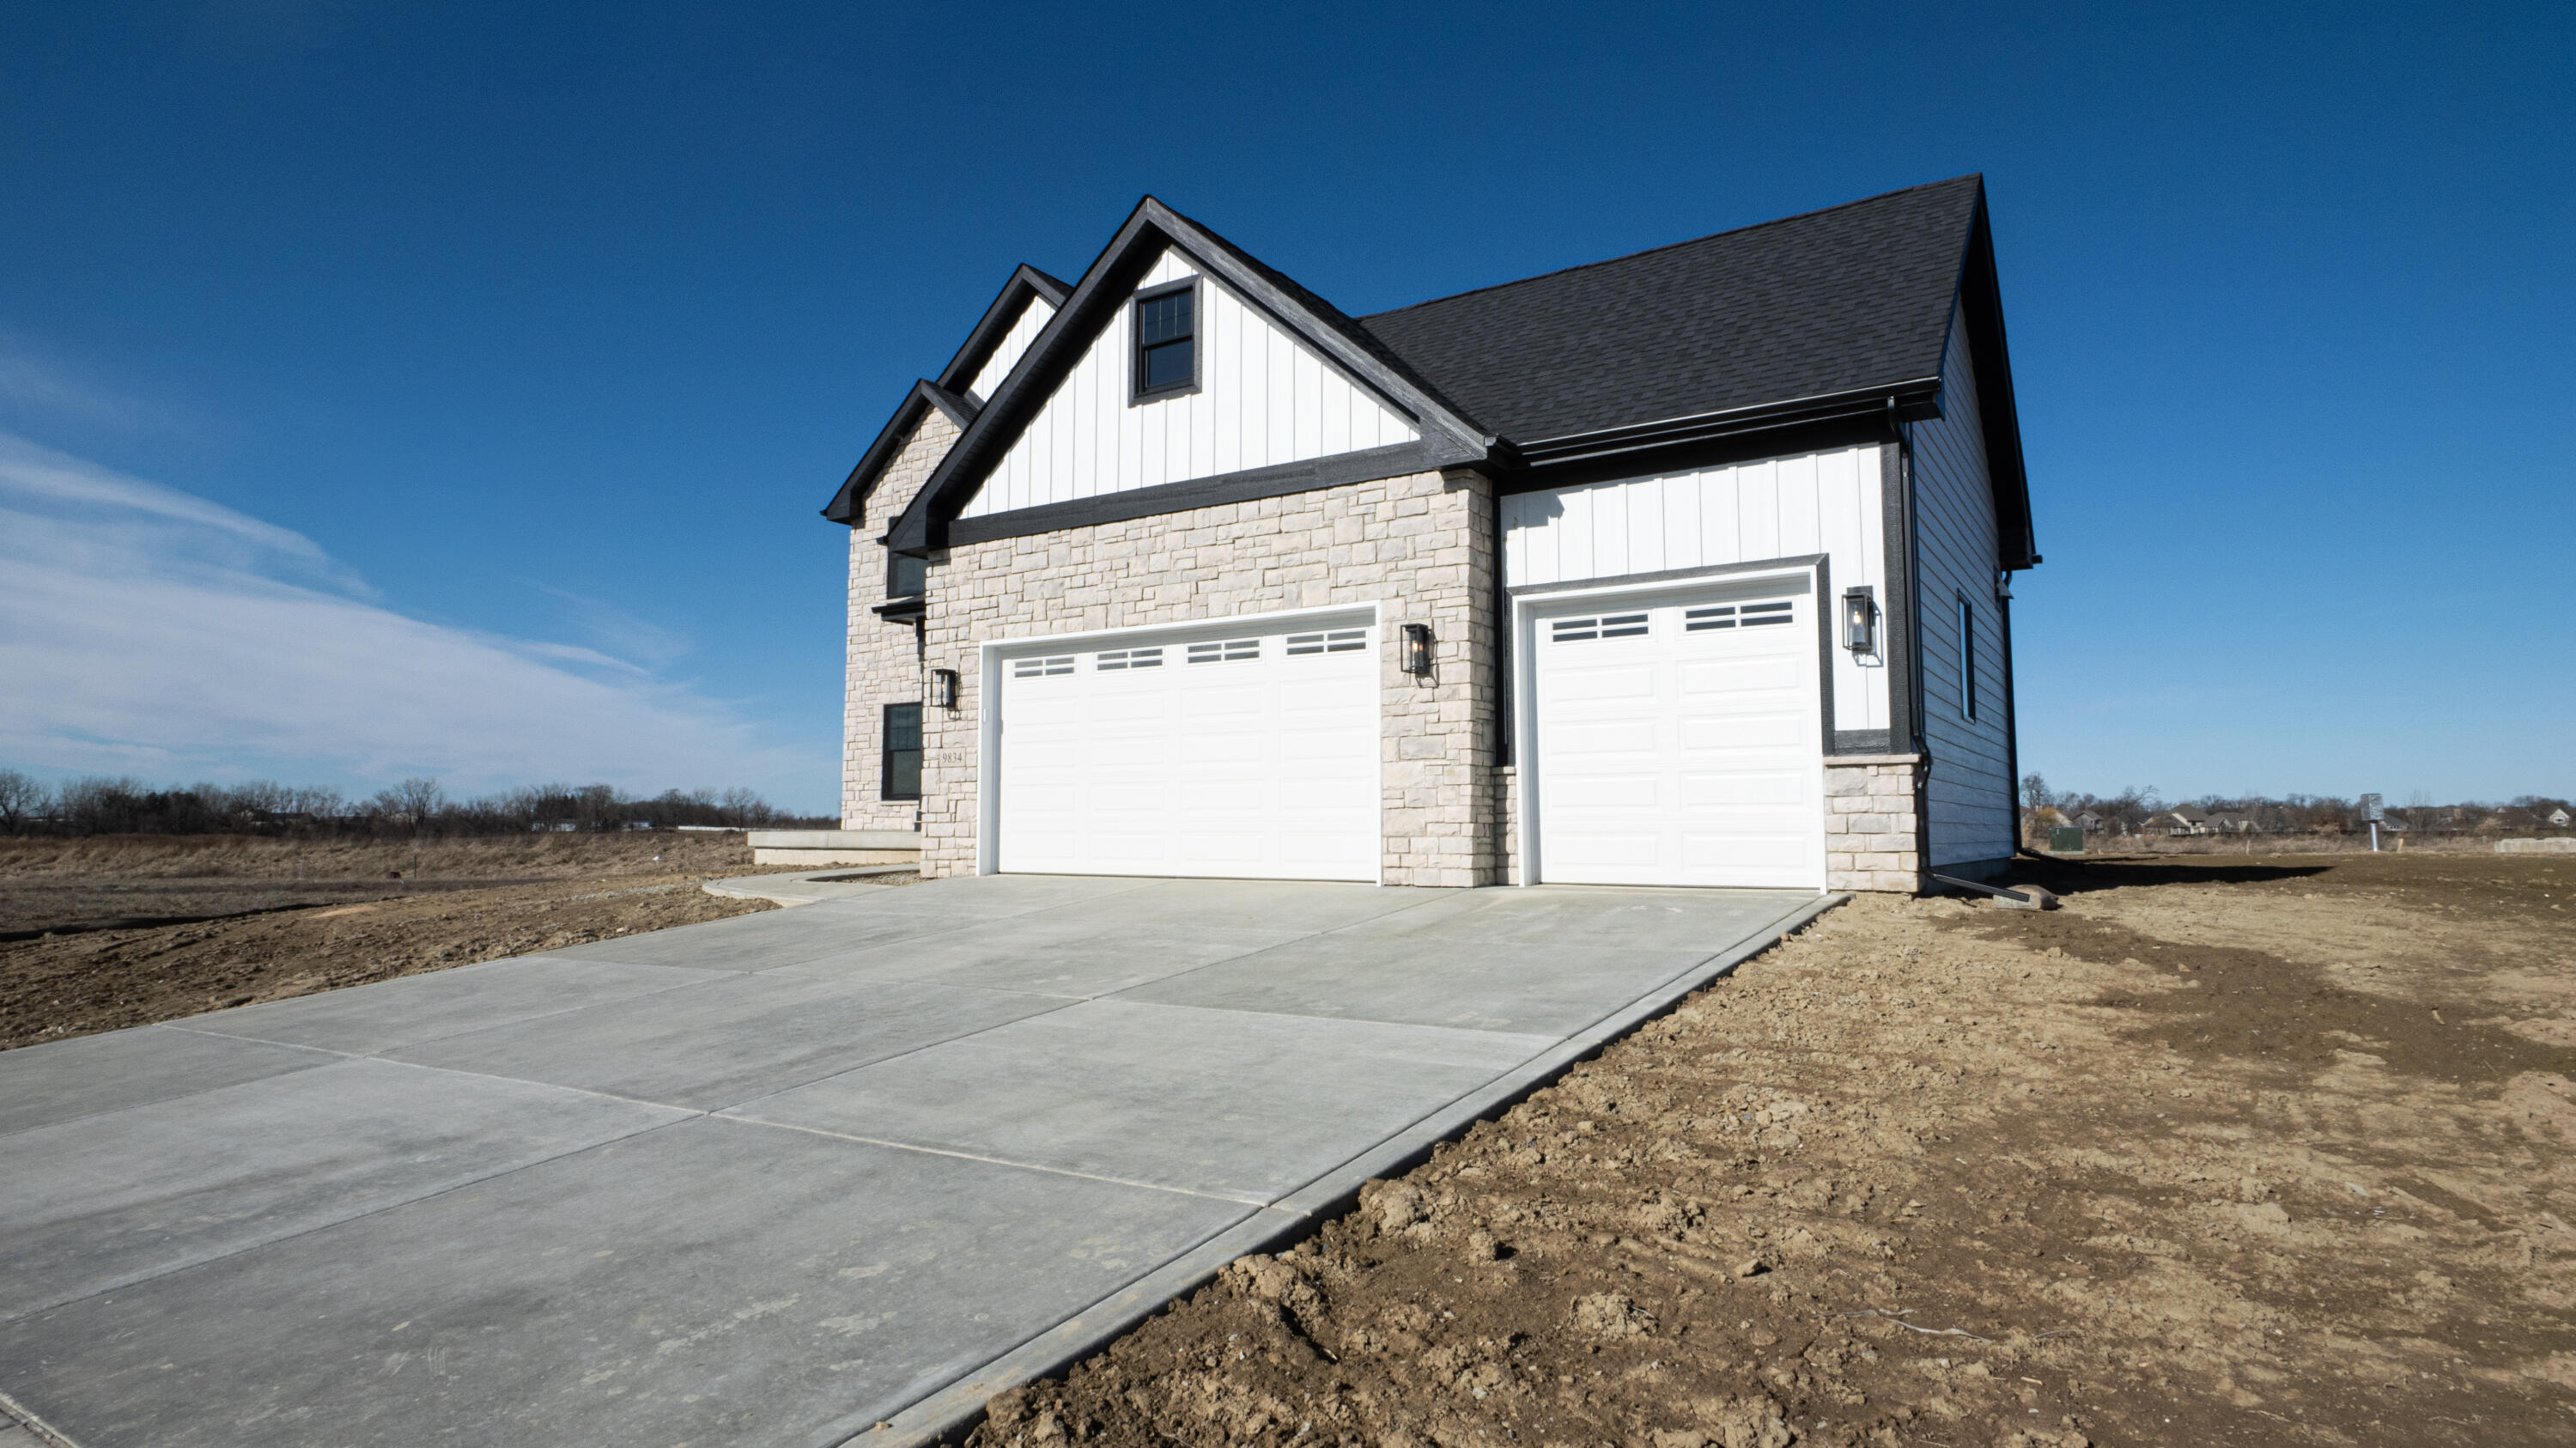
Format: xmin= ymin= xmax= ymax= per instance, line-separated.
xmin=890 ymin=198 xmax=1498 ymax=556
xmin=1502 ymin=380 xmax=1942 ymax=474
xmin=935 ymin=264 xmax=1074 ymax=399
xmin=818 ymin=379 xmax=980 ymax=526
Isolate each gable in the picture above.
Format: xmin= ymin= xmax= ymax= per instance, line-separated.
xmin=963 ymin=295 xmax=1054 ymax=404
xmin=956 ymin=247 xmax=1422 ymax=520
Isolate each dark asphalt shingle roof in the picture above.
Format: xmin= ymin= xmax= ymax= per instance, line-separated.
xmin=1358 ymin=175 xmax=1983 ymax=443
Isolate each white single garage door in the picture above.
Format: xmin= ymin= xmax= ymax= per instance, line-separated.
xmin=995 ymin=616 xmax=1379 ymax=880
xmin=1528 ymin=580 xmax=1825 ymax=889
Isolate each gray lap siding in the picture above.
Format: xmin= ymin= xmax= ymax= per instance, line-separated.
xmin=1909 ymin=316 xmax=2016 ymax=869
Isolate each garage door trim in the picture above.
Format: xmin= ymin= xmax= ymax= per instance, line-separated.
xmin=975 ymin=600 xmax=1383 ymax=878
xmin=1510 ymin=557 xmax=1832 ymax=891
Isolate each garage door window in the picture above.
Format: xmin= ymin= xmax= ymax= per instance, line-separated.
xmin=1683 ymin=599 xmax=1794 ymax=631
xmin=1187 ymin=638 xmax=1261 ymax=664
xmin=1550 ymin=612 xmax=1648 ymax=643
xmin=1012 ymin=655 xmax=1074 ymax=678
xmin=1096 ymin=647 xmax=1163 ymax=671
xmin=1285 ymin=629 xmax=1367 ymax=654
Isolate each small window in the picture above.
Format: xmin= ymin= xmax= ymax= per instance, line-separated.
xmin=1096 ymin=647 xmax=1163 ymax=671
xmin=1683 ymin=605 xmax=1736 ymax=631
xmin=1549 ymin=612 xmax=1647 ymax=643
xmin=1740 ymin=599 xmax=1794 ymax=627
xmin=1958 ymin=593 xmax=1978 ymax=721
xmin=1133 ymin=281 xmax=1197 ymax=399
xmin=1188 ymin=638 xmax=1261 ymax=664
xmin=1012 ymin=655 xmax=1074 ymax=678
xmin=889 ymin=551 xmax=926 ymax=599
xmin=1285 ymin=629 xmax=1367 ymax=655
xmin=880 ymin=703 xmax=921 ymax=801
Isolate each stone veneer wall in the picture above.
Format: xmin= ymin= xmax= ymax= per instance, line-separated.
xmin=1825 ymin=755 xmax=1928 ymax=892
xmin=917 ymin=468 xmax=1504 ymax=886
xmin=840 ymin=410 xmax=960 ymax=830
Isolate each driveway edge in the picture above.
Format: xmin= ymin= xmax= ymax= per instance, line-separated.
xmin=842 ymin=891 xmax=1850 ymax=1448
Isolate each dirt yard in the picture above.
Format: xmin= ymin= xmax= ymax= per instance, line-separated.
xmin=976 ymin=852 xmax=2576 ymax=1448
xmin=0 ymin=832 xmax=810 ymax=1049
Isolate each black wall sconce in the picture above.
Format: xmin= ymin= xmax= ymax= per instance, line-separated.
xmin=1841 ymin=587 xmax=1877 ymax=654
xmin=929 ymin=667 xmax=959 ymax=709
xmin=1399 ymin=623 xmax=1434 ymax=677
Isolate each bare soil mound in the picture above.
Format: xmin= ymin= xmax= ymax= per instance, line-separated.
xmin=0 ymin=832 xmax=805 ymax=1049
xmin=978 ymin=852 xmax=2576 ymax=1448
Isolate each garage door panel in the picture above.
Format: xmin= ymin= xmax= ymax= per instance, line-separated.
xmin=1547 ymin=832 xmax=1666 ymax=867
xmin=1547 ymin=772 xmax=1662 ymax=809
xmin=1678 ymin=713 xmax=1807 ymax=751
xmin=1534 ymin=591 xmax=1823 ymax=889
xmin=1546 ymin=665 xmax=1660 ymax=704
xmin=1677 ymin=768 xmax=1808 ymax=807
xmin=999 ymin=622 xmax=1378 ymax=880
xmin=1679 ymin=654 xmax=1800 ymax=691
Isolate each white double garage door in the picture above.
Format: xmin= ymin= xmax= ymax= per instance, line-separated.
xmin=986 ymin=578 xmax=1826 ymax=888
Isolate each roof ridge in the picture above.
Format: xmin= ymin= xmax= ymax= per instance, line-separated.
xmin=1359 ymin=173 xmax=1983 ymax=322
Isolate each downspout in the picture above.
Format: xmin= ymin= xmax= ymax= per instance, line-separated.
xmin=1998 ymin=566 xmax=2020 ymax=854
xmin=1897 ymin=400 xmax=1934 ymax=888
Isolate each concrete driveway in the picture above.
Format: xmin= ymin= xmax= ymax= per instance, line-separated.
xmin=0 ymin=875 xmax=1829 ymax=1448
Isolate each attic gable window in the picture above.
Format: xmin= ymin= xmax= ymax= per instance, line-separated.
xmin=1132 ymin=279 xmax=1198 ymax=402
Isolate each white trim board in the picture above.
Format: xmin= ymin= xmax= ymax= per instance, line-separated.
xmin=975 ymin=601 xmax=1387 ymax=883
xmin=1510 ymin=559 xmax=1831 ymax=892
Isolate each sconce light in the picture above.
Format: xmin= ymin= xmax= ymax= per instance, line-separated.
xmin=1399 ymin=624 xmax=1434 ymax=677
xmin=929 ymin=668 xmax=959 ymax=709
xmin=1841 ymin=587 xmax=1877 ymax=654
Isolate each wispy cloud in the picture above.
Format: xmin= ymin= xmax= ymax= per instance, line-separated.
xmin=0 ymin=334 xmax=192 ymax=435
xmin=0 ymin=433 xmax=826 ymax=804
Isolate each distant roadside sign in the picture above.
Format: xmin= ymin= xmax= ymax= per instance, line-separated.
xmin=2359 ymin=794 xmax=2385 ymax=823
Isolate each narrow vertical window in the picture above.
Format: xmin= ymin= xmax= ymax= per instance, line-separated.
xmin=1958 ymin=593 xmax=1978 ymax=722
xmin=1132 ymin=280 xmax=1197 ymax=400
xmin=881 ymin=703 xmax=922 ymax=800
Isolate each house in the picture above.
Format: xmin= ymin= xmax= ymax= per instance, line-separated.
xmin=2206 ymin=811 xmax=2257 ymax=835
xmin=2552 ymin=808 xmax=2573 ymax=829
xmin=824 ymin=177 xmax=2035 ymax=893
xmin=2145 ymin=806 xmax=2210 ymax=836
xmin=2075 ymin=811 xmax=2104 ymax=831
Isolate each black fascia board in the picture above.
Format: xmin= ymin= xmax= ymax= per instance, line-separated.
xmin=888 ymin=197 xmax=1498 ymax=556
xmin=1952 ymin=188 xmax=2038 ymax=570
xmin=935 ymin=264 xmax=1075 ymax=400
xmin=819 ymin=379 xmax=981 ymax=525
xmin=1496 ymin=380 xmax=1941 ymax=477
xmin=1493 ymin=411 xmax=1904 ymax=496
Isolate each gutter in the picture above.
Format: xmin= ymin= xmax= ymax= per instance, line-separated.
xmin=1506 ymin=379 xmax=1942 ymax=471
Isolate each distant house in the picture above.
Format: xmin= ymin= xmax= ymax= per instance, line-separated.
xmin=2550 ymin=808 xmax=2572 ymax=829
xmin=2207 ymin=812 xmax=2259 ymax=835
xmin=2145 ymin=806 xmax=2210 ymax=837
xmin=2075 ymin=811 xmax=2104 ymax=831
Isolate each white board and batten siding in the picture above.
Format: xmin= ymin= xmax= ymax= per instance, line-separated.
xmin=958 ymin=249 xmax=1422 ymax=519
xmin=1501 ymin=445 xmax=1891 ymax=735
xmin=963 ymin=297 xmax=1056 ymax=405
xmin=1911 ymin=314 xmax=2016 ymax=868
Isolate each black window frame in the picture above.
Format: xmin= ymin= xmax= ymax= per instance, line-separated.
xmin=1129 ymin=277 xmax=1200 ymax=404
xmin=1957 ymin=592 xmax=1978 ymax=722
xmin=887 ymin=549 xmax=927 ymax=599
xmin=880 ymin=702 xmax=922 ymax=801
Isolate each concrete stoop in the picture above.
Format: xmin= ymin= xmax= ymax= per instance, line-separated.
xmin=747 ymin=829 xmax=921 ymax=867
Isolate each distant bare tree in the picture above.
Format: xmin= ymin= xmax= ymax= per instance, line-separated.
xmin=373 ymin=776 xmax=448 ymax=828
xmin=0 ymin=770 xmax=47 ymax=834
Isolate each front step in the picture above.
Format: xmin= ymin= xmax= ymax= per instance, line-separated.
xmin=745 ymin=828 xmax=921 ymax=867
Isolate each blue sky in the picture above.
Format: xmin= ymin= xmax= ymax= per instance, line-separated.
xmin=2 ymin=1 xmax=2568 ymax=812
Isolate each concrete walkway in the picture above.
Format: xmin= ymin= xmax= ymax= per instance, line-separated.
xmin=0 ymin=876 xmax=1831 ymax=1448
